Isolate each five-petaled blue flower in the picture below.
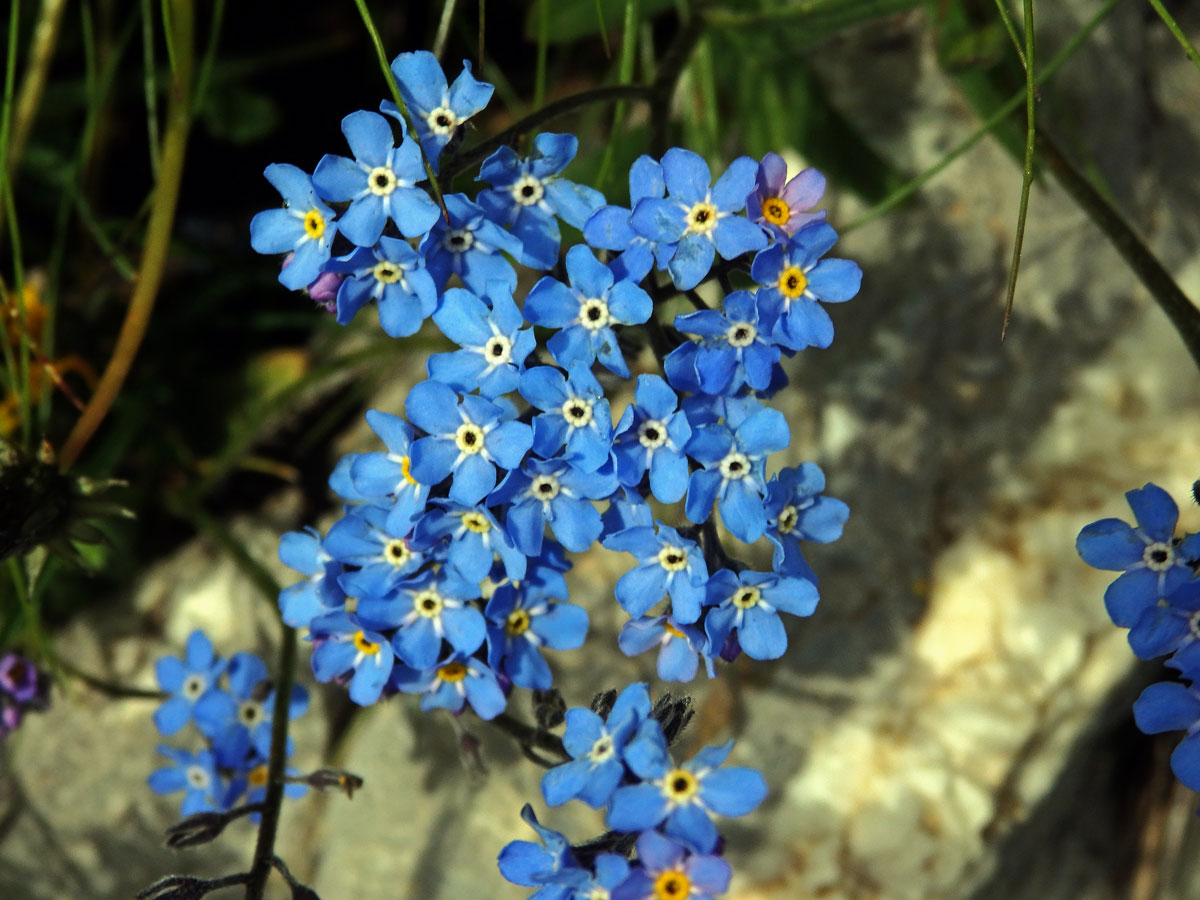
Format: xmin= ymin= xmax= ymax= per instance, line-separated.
xmin=519 ymin=363 xmax=613 ymax=474
xmin=611 ymin=375 xmax=692 ymax=504
xmin=420 ymin=192 xmax=524 ymax=294
xmin=325 ymin=236 xmax=437 ymax=336
xmin=153 ymin=630 xmax=227 ymax=736
xmin=672 ymin=289 xmax=781 ymax=395
xmin=489 ymin=455 xmax=618 ymax=556
xmin=763 ymin=462 xmax=849 ymax=582
xmin=703 ymin=569 xmax=819 ymax=660
xmin=387 ymin=51 xmax=494 ymax=172
xmin=428 ymin=282 xmax=535 ymax=398
xmin=309 ymin=611 xmax=395 ymax=706
xmin=249 ymin=164 xmax=338 ymax=290
xmin=485 ymin=581 xmax=589 ymax=690
xmin=603 ymin=523 xmax=709 ymax=623
xmin=584 ymin=155 xmax=669 ymax=283
xmin=148 ymin=746 xmax=231 ymax=817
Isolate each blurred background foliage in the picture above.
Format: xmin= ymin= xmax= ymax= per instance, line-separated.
xmin=0 ymin=0 xmax=1190 ymax=675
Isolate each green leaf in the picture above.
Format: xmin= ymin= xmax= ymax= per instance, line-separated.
xmin=198 ymin=82 xmax=280 ymax=144
xmin=524 ymin=0 xmax=674 ymax=43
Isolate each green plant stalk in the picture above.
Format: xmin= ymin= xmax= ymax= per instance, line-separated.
xmin=0 ymin=0 xmax=24 ymax=439
xmin=2 ymin=187 xmax=30 ymax=448
xmin=140 ymin=0 xmax=161 ymax=177
xmin=57 ymin=0 xmax=194 ymax=471
xmin=191 ymin=0 xmax=226 ymax=113
xmin=433 ymin=0 xmax=457 ymax=60
xmin=351 ymin=0 xmax=448 ymax=220
xmin=594 ymin=0 xmax=612 ymax=58
xmin=991 ymin=0 xmax=1028 ymax=68
xmin=535 ymin=0 xmax=549 ymax=108
xmin=1000 ymin=0 xmax=1036 ymax=338
xmin=844 ymin=0 xmax=1122 ymax=233
xmin=1037 ymin=130 xmax=1200 ymax=372
xmin=703 ymin=0 xmax=919 ymax=28
xmin=1148 ymin=0 xmax=1200 ymax=76
xmin=7 ymin=0 xmax=69 ymax=177
xmin=595 ymin=0 xmax=641 ymax=190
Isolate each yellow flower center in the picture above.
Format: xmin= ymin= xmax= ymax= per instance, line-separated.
xmin=732 ymin=586 xmax=761 ymax=609
xmin=400 ymin=455 xmax=417 ymax=485
xmin=506 ymin=609 xmax=531 ymax=636
xmin=662 ymin=767 xmax=699 ymax=802
xmin=762 ymin=196 xmax=790 ymax=226
xmin=685 ymin=200 xmax=719 ymax=236
xmin=353 ymin=631 xmax=380 ymax=655
xmin=653 ymin=871 xmax=691 ymax=900
xmin=384 ymin=539 xmax=411 ymax=568
xmin=303 ymin=209 xmax=325 ymax=240
xmin=373 ymin=261 xmax=402 ymax=284
xmin=657 ymin=546 xmax=688 ymax=572
xmin=438 ymin=661 xmax=468 ymax=682
xmin=248 ymin=764 xmax=269 ymax=788
xmin=462 ymin=512 xmax=491 ymax=534
xmin=777 ymin=265 xmax=808 ymax=299
xmin=664 ymin=622 xmax=685 ymax=639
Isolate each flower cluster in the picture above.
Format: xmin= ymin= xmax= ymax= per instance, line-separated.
xmin=499 ymin=684 xmax=764 ymax=900
xmin=0 ymin=652 xmax=49 ymax=738
xmin=147 ymin=630 xmax=309 ymax=817
xmin=259 ymin=51 xmax=856 ymax=722
xmin=1077 ymin=483 xmax=1200 ymax=789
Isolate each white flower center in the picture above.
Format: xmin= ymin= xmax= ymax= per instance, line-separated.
xmin=579 ymin=298 xmax=610 ymax=331
xmin=483 ymin=335 xmax=512 ymax=366
xmin=530 ymin=474 xmax=561 ymax=502
xmin=561 ymin=396 xmax=593 ymax=428
xmin=684 ymin=200 xmax=718 ymax=236
xmin=443 ymin=228 xmax=475 ymax=252
xmin=727 ymin=322 xmax=756 ymax=347
xmin=181 ymin=674 xmax=206 ymax=701
xmin=238 ymin=700 xmax=264 ymax=727
xmin=426 ymin=106 xmax=459 ymax=135
xmin=1143 ymin=542 xmax=1175 ymax=572
xmin=638 ymin=419 xmax=668 ymax=450
xmin=455 ymin=423 xmax=486 ymax=454
xmin=511 ymin=174 xmax=545 ymax=207
xmin=731 ymin=586 xmax=762 ymax=609
xmin=777 ymin=504 xmax=798 ymax=535
xmin=384 ymin=538 xmax=411 ymax=568
xmin=718 ymin=450 xmax=751 ymax=481
xmin=657 ymin=545 xmax=688 ymax=572
xmin=367 ymin=166 xmax=398 ymax=196
xmin=414 ymin=588 xmax=444 ymax=618
xmin=185 ymin=765 xmax=211 ymax=791
xmin=589 ymin=734 xmax=615 ymax=763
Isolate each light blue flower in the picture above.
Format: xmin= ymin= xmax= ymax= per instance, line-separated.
xmin=325 ymin=236 xmax=437 ymax=336
xmin=387 ymin=51 xmax=494 ymax=172
xmin=703 ymin=569 xmax=818 ymax=661
xmin=420 ymin=192 xmax=524 ymax=294
xmin=152 ymin=630 xmax=226 ymax=736
xmin=427 ymin=282 xmax=535 ymax=398
xmin=249 ymin=163 xmax=338 ymax=290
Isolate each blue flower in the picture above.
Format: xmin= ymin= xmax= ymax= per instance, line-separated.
xmin=391 ymin=654 xmax=507 ymax=719
xmin=476 ymin=133 xmax=606 ymax=269
xmin=750 ymin=221 xmax=862 ymax=350
xmin=618 ymin=615 xmax=712 ymax=682
xmin=323 ymin=502 xmax=424 ymax=600
xmin=427 ymin=283 xmax=535 ymax=398
xmin=357 ymin=570 xmax=486 ymax=670
xmin=1077 ymin=484 xmax=1200 ymax=628
xmin=672 ymin=289 xmax=781 ymax=395
xmin=605 ymin=720 xmax=767 ymax=852
xmin=612 ymin=376 xmax=692 ymax=504
xmin=312 ymin=110 xmax=440 ymax=246
xmin=325 ymin=236 xmax=437 ymax=336
xmin=148 ymin=746 xmax=232 ymax=817
xmin=611 ymin=830 xmax=731 ymax=900
xmin=1133 ymin=679 xmax=1200 ymax=790
xmin=498 ymin=803 xmax=577 ymax=898
xmin=523 ymin=245 xmax=652 ymax=378
xmin=489 ymin=456 xmax=617 ymax=556
xmin=347 ymin=409 xmax=431 ymax=531
xmin=584 ymin=155 xmax=669 ymax=282
xmin=410 ymin=498 xmax=527 ymax=583
xmin=405 ymin=379 xmax=533 ymax=505
xmin=603 ymin=524 xmax=709 ymax=623
xmin=387 ymin=51 xmax=494 ymax=172
xmin=1126 ymin=578 xmax=1200 ymax=665
xmin=309 ymin=611 xmax=395 ymax=706
xmin=153 ymin=630 xmax=226 ymax=736
xmin=420 ymin=192 xmax=525 ymax=294
xmin=236 ymin=760 xmax=307 ymax=822
xmin=518 ymin=363 xmax=613 ymax=474
xmin=540 ymin=683 xmax=652 ymax=808
xmin=629 ymin=148 xmax=766 ymax=290
xmin=249 ymin=164 xmax=338 ymax=290
xmin=763 ymin=463 xmax=849 ymax=582
xmin=684 ymin=408 xmax=790 ymax=543
xmin=484 ymin=581 xmax=589 ymax=690
xmin=278 ymin=527 xmax=345 ymax=629
xmin=703 ymin=569 xmax=818 ymax=660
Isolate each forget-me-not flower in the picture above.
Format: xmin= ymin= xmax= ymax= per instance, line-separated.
xmin=249 ymin=164 xmax=338 ymax=290
xmin=387 ymin=51 xmax=494 ymax=172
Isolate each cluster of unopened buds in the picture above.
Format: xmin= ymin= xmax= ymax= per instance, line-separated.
xmin=242 ymin=47 xmax=861 ymax=893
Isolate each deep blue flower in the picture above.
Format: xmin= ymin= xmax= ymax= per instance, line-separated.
xmin=410 ymin=498 xmax=527 ymax=583
xmin=684 ymin=408 xmax=790 ymax=543
xmin=584 ymin=155 xmax=669 ymax=282
xmin=249 ymin=164 xmax=338 ymax=290
xmin=763 ymin=463 xmax=849 ymax=582
xmin=484 ymin=581 xmax=589 ymax=690
xmin=540 ymin=683 xmax=652 ymax=808
xmin=277 ymin=527 xmax=345 ymax=628
xmin=1077 ymin=483 xmax=1200 ymax=628
xmin=523 ymin=245 xmax=652 ymax=377
xmin=357 ymin=570 xmax=486 ymax=670
xmin=193 ymin=652 xmax=309 ymax=767
xmin=387 ymin=51 xmax=494 ymax=172
xmin=420 ymin=192 xmax=524 ymax=294
xmin=750 ymin=221 xmax=862 ymax=350
xmin=347 ymin=409 xmax=431 ymax=532
xmin=611 ymin=830 xmax=731 ymax=900
xmin=427 ymin=283 xmax=535 ymax=398
xmin=629 ymin=147 xmax=766 ymax=290
xmin=324 ymin=502 xmax=424 ymax=601
xmin=672 ymin=289 xmax=781 ymax=395
xmin=148 ymin=746 xmax=232 ymax=817
xmin=498 ymin=803 xmax=578 ymax=899
xmin=600 ymin=487 xmax=655 ymax=539
xmin=405 ymin=380 xmax=533 ymax=505
xmin=603 ymin=524 xmax=709 ymax=623
xmin=1127 ymin=578 xmax=1200 ymax=666
xmin=309 ymin=611 xmax=395 ymax=705
xmin=391 ymin=653 xmax=507 ymax=719
xmin=1133 ymin=679 xmax=1200 ymax=791
xmin=312 ymin=110 xmax=440 ymax=246
xmin=618 ymin=615 xmax=712 ymax=682
xmin=489 ymin=456 xmax=617 ymax=556
xmin=325 ymin=236 xmax=437 ymax=336
xmin=476 ymin=133 xmax=605 ymax=269
xmin=153 ymin=630 xmax=226 ymax=736
xmin=518 ymin=363 xmax=613 ymax=474
xmin=703 ymin=569 xmax=818 ymax=660
xmin=605 ymin=720 xmax=767 ymax=852
xmin=612 ymin=376 xmax=691 ymax=504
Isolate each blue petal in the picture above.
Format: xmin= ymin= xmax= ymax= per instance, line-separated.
xmin=807 ymin=258 xmax=863 ymax=302
xmin=341 ymin=110 xmax=393 ymax=168
xmin=669 ymin=234 xmax=716 ymax=291
xmin=1127 ymin=483 xmax=1179 ymax=541
xmin=661 ymin=148 xmax=711 ymax=205
xmin=606 ymin=783 xmax=667 ymax=832
xmin=1133 ymin=681 xmax=1200 ymax=733
xmin=391 ymin=51 xmax=448 ymax=112
xmin=710 ymin=156 xmax=758 ymax=210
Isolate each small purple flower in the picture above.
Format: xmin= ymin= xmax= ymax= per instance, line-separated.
xmin=612 ymin=830 xmax=731 ymax=900
xmin=745 ymin=152 xmax=826 ymax=239
xmin=0 ymin=653 xmax=40 ymax=703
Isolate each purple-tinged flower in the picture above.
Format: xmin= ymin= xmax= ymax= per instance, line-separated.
xmin=618 ymin=615 xmax=712 ymax=682
xmin=519 ymin=363 xmax=613 ymax=474
xmin=312 ymin=110 xmax=440 ymax=246
xmin=745 ymin=152 xmax=826 ymax=239
xmin=485 ymin=581 xmax=588 ymax=690
xmin=630 ymin=147 xmax=766 ymax=290
xmin=476 ymin=133 xmax=605 ymax=269
xmin=387 ymin=51 xmax=494 ymax=172
xmin=703 ymin=569 xmax=818 ymax=660
xmin=584 ymin=154 xmax=670 ymax=282
xmin=763 ymin=463 xmax=849 ymax=582
xmin=250 ymin=164 xmax=338 ymax=290
xmin=0 ymin=653 xmax=41 ymax=704
xmin=611 ymin=830 xmax=731 ymax=900
xmin=325 ymin=236 xmax=437 ymax=336
xmin=392 ymin=654 xmax=507 ymax=719
xmin=523 ymin=244 xmax=652 ymax=378
xmin=603 ymin=524 xmax=709 ymax=623
xmin=309 ymin=611 xmax=395 ymax=706
xmin=606 ymin=720 xmax=766 ymax=852
xmin=152 ymin=630 xmax=227 ymax=736
xmin=540 ymin=683 xmax=652 ymax=808
xmin=750 ymin=221 xmax=861 ymax=350
xmin=1077 ymin=483 xmax=1200 ymax=629
xmin=427 ymin=282 xmax=535 ymax=398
